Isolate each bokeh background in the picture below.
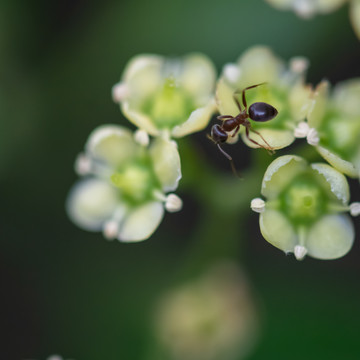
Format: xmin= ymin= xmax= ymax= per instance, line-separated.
xmin=1 ymin=0 xmax=360 ymax=359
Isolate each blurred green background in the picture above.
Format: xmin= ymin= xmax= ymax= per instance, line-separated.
xmin=1 ymin=0 xmax=360 ymax=359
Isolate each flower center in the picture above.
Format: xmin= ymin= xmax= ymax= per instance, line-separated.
xmin=143 ymin=77 xmax=193 ymax=129
xmin=281 ymin=176 xmax=325 ymax=225
xmin=245 ymin=85 xmax=290 ymax=131
xmin=110 ymin=163 xmax=157 ymax=204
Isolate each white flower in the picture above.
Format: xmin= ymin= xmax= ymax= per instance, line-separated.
xmin=216 ymin=46 xmax=312 ymax=150
xmin=66 ymin=124 xmax=182 ymax=242
xmin=114 ymin=53 xmax=217 ymax=138
xmin=265 ymin=0 xmax=360 ymax=39
xmin=307 ymin=79 xmax=360 ymax=178
xmin=265 ymin=0 xmax=347 ymax=19
xmin=257 ymin=155 xmax=355 ymax=260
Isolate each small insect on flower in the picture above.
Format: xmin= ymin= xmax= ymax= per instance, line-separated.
xmin=209 ymin=83 xmax=278 ymax=175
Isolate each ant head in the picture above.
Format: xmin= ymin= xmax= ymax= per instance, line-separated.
xmin=248 ymin=102 xmax=278 ymax=122
xmin=211 ymin=124 xmax=228 ymax=143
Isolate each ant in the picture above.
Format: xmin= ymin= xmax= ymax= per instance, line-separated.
xmin=208 ymin=82 xmax=278 ymax=175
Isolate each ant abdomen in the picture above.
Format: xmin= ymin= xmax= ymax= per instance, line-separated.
xmin=248 ymin=102 xmax=278 ymax=122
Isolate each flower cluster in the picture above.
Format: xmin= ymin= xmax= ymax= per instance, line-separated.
xmin=67 ymin=45 xmax=359 ymax=260
xmin=265 ymin=0 xmax=360 ymax=39
xmin=67 ymin=54 xmax=217 ymax=242
xmin=248 ymin=52 xmax=360 ymax=260
xmin=296 ymin=79 xmax=360 ymax=178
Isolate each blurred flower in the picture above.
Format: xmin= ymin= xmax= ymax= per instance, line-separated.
xmin=299 ymin=79 xmax=360 ymax=178
xmin=46 ymin=356 xmax=74 ymax=360
xmin=66 ymin=125 xmax=182 ymax=242
xmin=154 ymin=262 xmax=259 ymax=360
xmin=265 ymin=0 xmax=346 ymax=18
xmin=216 ymin=46 xmax=312 ymax=150
xmin=251 ymin=155 xmax=357 ymax=260
xmin=112 ymin=53 xmax=217 ymax=138
xmin=265 ymin=0 xmax=360 ymax=39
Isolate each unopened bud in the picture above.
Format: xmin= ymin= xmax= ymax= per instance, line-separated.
xmin=251 ymin=198 xmax=265 ymax=213
xmin=306 ymin=128 xmax=320 ymax=146
xmin=294 ymin=245 xmax=308 ymax=260
xmin=165 ymin=194 xmax=183 ymax=212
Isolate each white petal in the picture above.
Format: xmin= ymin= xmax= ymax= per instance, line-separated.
xmin=306 ymin=214 xmax=354 ymax=260
xmin=310 ymin=163 xmax=350 ymax=204
xmin=66 ymin=178 xmax=119 ymax=231
xmin=179 ymin=53 xmax=217 ymax=100
xmin=265 ymin=0 xmax=295 ymax=10
xmin=316 ymin=145 xmax=358 ymax=178
xmin=236 ymin=46 xmax=284 ymax=87
xmin=289 ymin=82 xmax=312 ymax=121
xmin=316 ymin=0 xmax=347 ymax=14
xmin=150 ymin=137 xmax=181 ymax=192
xmin=308 ymin=80 xmax=329 ymax=129
xmin=350 ymin=0 xmax=360 ymax=40
xmin=121 ymin=54 xmax=163 ymax=99
xmin=119 ymin=202 xmax=164 ymax=242
xmin=121 ymin=102 xmax=160 ymax=136
xmin=241 ymin=128 xmax=295 ymax=150
xmin=216 ymin=77 xmax=240 ymax=117
xmin=86 ymin=124 xmax=138 ymax=168
xmin=259 ymin=209 xmax=297 ymax=253
xmin=171 ymin=99 xmax=216 ymax=137
xmin=333 ymin=77 xmax=360 ymax=116
xmin=261 ymin=155 xmax=307 ymax=199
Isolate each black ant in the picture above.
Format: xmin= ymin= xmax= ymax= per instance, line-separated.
xmin=209 ymin=83 xmax=278 ymax=175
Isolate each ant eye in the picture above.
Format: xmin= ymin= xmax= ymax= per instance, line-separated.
xmin=211 ymin=124 xmax=228 ymax=143
xmin=249 ymin=102 xmax=278 ymax=122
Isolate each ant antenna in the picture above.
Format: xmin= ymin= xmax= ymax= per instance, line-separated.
xmin=216 ymin=144 xmax=242 ymax=178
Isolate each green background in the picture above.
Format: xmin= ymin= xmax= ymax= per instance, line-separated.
xmin=1 ymin=0 xmax=360 ymax=359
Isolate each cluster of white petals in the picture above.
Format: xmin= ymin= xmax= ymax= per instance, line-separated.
xmin=67 ymin=125 xmax=182 ymax=242
xmin=265 ymin=0 xmax=360 ymax=39
xmin=252 ymin=155 xmax=355 ymax=260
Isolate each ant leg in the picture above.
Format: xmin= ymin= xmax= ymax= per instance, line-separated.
xmin=217 ymin=115 xmax=234 ymax=121
xmin=233 ymin=82 xmax=267 ymax=110
xmin=241 ymin=82 xmax=267 ymax=110
xmin=206 ymin=133 xmax=215 ymax=143
xmin=245 ymin=125 xmax=275 ymax=155
xmin=230 ymin=125 xmax=240 ymax=137
xmin=232 ymin=93 xmax=242 ymax=112
xmin=216 ymin=144 xmax=241 ymax=178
